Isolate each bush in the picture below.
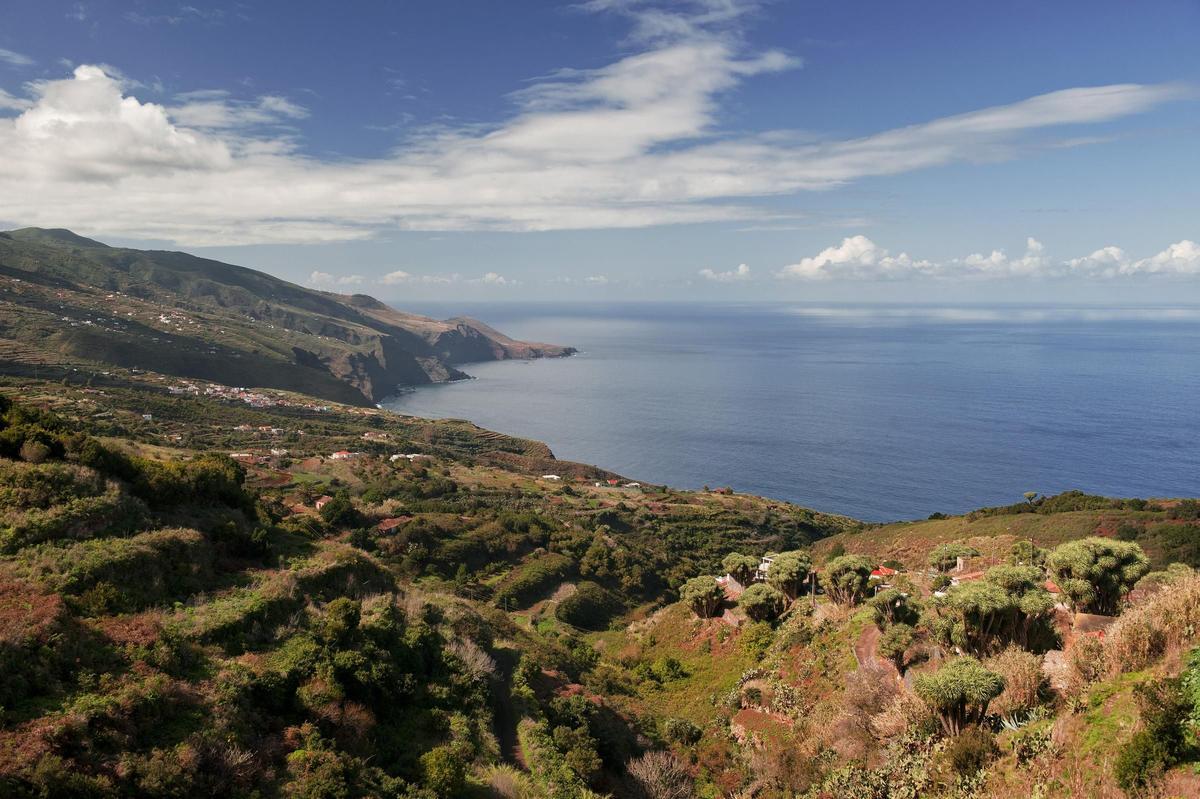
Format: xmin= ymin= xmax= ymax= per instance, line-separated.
xmin=1114 ymin=676 xmax=1191 ymax=795
xmin=420 ymin=746 xmax=466 ymax=798
xmin=555 ymin=581 xmax=621 ymax=630
xmin=495 ymin=552 xmax=573 ymax=609
xmin=985 ymin=647 xmax=1045 ymax=724
xmin=627 ymin=750 xmax=694 ymax=799
xmin=1115 ymin=731 xmax=1173 ymax=795
xmin=1106 ymin=573 xmax=1200 ymax=673
xmin=662 ymin=717 xmax=702 ymax=745
xmin=945 ymin=727 xmax=998 ymax=776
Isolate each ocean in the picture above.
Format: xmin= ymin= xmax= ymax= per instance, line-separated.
xmin=383 ymin=303 xmax=1200 ymax=521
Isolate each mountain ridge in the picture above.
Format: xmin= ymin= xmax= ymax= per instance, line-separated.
xmin=0 ymin=228 xmax=574 ymax=405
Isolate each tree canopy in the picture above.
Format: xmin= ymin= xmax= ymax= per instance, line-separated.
xmin=680 ymin=576 xmax=724 ymax=619
xmin=867 ymin=587 xmax=920 ymax=630
xmin=931 ymin=565 xmax=1055 ymax=655
xmin=721 ymin=552 xmax=759 ymax=585
xmin=878 ymin=623 xmax=915 ymax=674
xmin=766 ymin=550 xmax=812 ymax=599
xmin=739 ymin=583 xmax=786 ymax=622
xmin=929 ymin=542 xmax=981 ymax=572
xmin=823 ymin=555 xmax=872 ymax=606
xmin=1046 ymin=537 xmax=1149 ymax=615
xmin=914 ymin=656 xmax=1005 ymax=735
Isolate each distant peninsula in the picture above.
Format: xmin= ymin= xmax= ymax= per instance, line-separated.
xmin=0 ymin=227 xmax=574 ymax=406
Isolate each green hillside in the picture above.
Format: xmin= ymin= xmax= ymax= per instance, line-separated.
xmin=0 ymin=229 xmax=574 ymax=406
xmin=1 ymin=358 xmax=1199 ymax=797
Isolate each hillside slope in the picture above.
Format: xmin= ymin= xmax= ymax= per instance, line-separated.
xmin=0 ymin=228 xmax=573 ymax=405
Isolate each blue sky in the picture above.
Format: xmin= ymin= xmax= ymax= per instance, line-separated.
xmin=1 ymin=0 xmax=1198 ymax=302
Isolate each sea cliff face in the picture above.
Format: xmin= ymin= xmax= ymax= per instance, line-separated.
xmin=0 ymin=228 xmax=574 ymax=405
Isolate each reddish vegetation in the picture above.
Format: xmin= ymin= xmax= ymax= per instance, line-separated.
xmin=92 ymin=611 xmax=165 ymax=648
xmin=0 ymin=576 xmax=66 ymax=646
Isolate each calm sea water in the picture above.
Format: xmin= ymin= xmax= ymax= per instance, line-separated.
xmin=383 ymin=303 xmax=1200 ymax=521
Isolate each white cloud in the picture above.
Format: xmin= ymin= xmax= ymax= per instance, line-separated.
xmin=778 ymin=236 xmax=1200 ymax=281
xmin=308 ymin=270 xmax=363 ymax=287
xmin=699 ymin=263 xmax=751 ymax=281
xmin=4 ymin=65 xmax=231 ymax=181
xmin=0 ymin=89 xmax=31 ymax=111
xmin=1129 ymin=240 xmax=1200 ymax=275
xmin=0 ymin=47 xmax=33 ymax=67
xmin=169 ymin=91 xmax=308 ymax=130
xmin=0 ymin=3 xmax=1187 ymax=246
xmin=778 ymin=236 xmax=933 ymax=280
xmin=377 ymin=270 xmax=516 ymax=286
xmin=379 ymin=269 xmax=414 ymax=285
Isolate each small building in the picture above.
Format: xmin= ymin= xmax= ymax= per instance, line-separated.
xmin=141 ymin=413 xmax=153 ymax=421
xmin=377 ymin=516 xmax=412 ymax=532
xmin=229 ymin=452 xmax=257 ymax=462
xmin=329 ymin=450 xmax=359 ymax=460
xmin=270 ymin=448 xmax=289 ymax=456
xmin=624 ymin=482 xmax=641 ymax=489
xmin=754 ymin=555 xmax=775 ymax=583
xmin=541 ymin=474 xmax=562 ymax=481
xmin=870 ymin=566 xmax=898 ymax=581
xmin=315 ymin=495 xmax=334 ymax=511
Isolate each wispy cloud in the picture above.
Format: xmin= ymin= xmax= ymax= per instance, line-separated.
xmin=0 ymin=47 xmax=33 ymax=67
xmin=124 ymin=6 xmax=226 ymax=26
xmin=0 ymin=2 xmax=1188 ymax=246
xmin=378 ymin=270 xmax=516 ymax=286
xmin=777 ymin=236 xmax=1200 ymax=281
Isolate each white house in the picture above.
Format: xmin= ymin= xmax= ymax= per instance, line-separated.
xmin=754 ymin=555 xmax=775 ymax=582
xmin=541 ymin=474 xmax=562 ymax=481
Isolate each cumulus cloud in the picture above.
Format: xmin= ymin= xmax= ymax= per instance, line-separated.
xmin=778 ymin=236 xmax=933 ymax=280
xmin=0 ymin=2 xmax=1187 ymax=245
xmin=308 ymin=270 xmax=363 ymax=287
xmin=777 ymin=236 xmax=1200 ymax=281
xmin=699 ymin=263 xmax=751 ymax=281
xmin=4 ymin=65 xmax=231 ymax=181
xmin=0 ymin=47 xmax=33 ymax=67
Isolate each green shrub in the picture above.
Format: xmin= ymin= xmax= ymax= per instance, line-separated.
xmin=555 ymin=581 xmax=621 ymax=630
xmin=945 ymin=727 xmax=998 ymax=776
xmin=495 ymin=552 xmax=573 ymax=609
xmin=663 ymin=717 xmax=702 ymax=745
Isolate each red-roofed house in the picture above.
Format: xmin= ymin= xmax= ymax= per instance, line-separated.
xmin=315 ymin=495 xmax=334 ymax=511
xmin=870 ymin=566 xmax=898 ymax=580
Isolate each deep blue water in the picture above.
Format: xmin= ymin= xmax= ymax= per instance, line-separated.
xmin=383 ymin=303 xmax=1200 ymax=521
